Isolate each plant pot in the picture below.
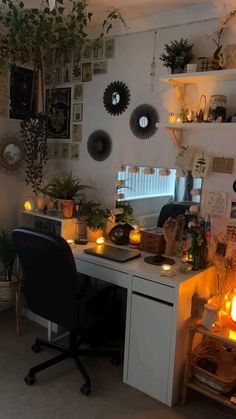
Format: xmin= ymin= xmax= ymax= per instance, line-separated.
xmin=86 ymin=227 xmax=104 ymax=242
xmin=57 ymin=199 xmax=74 ymax=219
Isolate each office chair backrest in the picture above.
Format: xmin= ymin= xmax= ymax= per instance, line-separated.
xmin=157 ymin=203 xmax=191 ymax=228
xmin=13 ymin=227 xmax=79 ymax=330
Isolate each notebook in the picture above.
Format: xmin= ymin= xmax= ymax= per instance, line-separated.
xmin=84 ymin=244 xmax=141 ymax=263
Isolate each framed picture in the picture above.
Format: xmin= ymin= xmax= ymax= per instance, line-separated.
xmin=73 ymin=103 xmax=83 ymax=122
xmin=93 ymin=40 xmax=104 ymax=60
xmin=70 ymin=143 xmax=79 ymax=160
xmin=72 ymin=64 xmax=82 ymax=82
xmin=93 ymin=60 xmax=108 ymax=75
xmin=10 ymin=66 xmax=36 ymax=119
xmin=73 ymin=84 xmax=83 ymax=101
xmin=46 ymin=87 xmax=71 ymax=139
xmin=62 ymin=64 xmax=72 ymax=83
xmin=82 ymin=40 xmax=94 ymax=60
xmin=61 ymin=142 xmax=69 ymax=159
xmin=105 ymin=38 xmax=115 ymax=59
xmin=72 ymin=124 xmax=82 ymax=142
xmin=82 ymin=62 xmax=92 ymax=82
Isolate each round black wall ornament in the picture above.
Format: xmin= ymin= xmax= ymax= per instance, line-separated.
xmin=103 ymin=81 xmax=130 ymax=116
xmin=130 ymin=104 xmax=159 ymax=139
xmin=87 ymin=130 xmax=112 ymax=161
xmin=233 ymin=180 xmax=236 ymax=193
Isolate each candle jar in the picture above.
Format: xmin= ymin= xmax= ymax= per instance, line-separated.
xmin=168 ymin=112 xmax=176 ymax=123
xmin=161 ymin=264 xmax=174 ymax=277
xmin=129 ymin=227 xmax=141 ymax=247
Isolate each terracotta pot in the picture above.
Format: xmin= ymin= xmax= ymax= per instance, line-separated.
xmin=86 ymin=227 xmax=104 ymax=242
xmin=57 ymin=199 xmax=74 ymax=219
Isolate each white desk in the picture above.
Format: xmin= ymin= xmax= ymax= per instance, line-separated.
xmin=73 ymin=243 xmax=216 ymax=407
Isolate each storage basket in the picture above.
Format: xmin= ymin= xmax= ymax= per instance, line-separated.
xmin=191 ymin=343 xmax=236 ymax=394
xmin=0 ymin=280 xmax=15 ymax=303
xmin=140 ymin=227 xmax=165 ymax=254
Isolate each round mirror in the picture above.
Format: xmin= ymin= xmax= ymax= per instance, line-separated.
xmin=112 ymin=92 xmax=120 ymax=105
xmin=0 ymin=134 xmax=25 ymax=174
xmin=139 ymin=116 xmax=149 ymax=128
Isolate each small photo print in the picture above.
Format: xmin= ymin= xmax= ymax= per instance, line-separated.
xmin=82 ymin=62 xmax=92 ymax=82
xmin=53 ymin=142 xmax=61 ymax=159
xmin=93 ymin=40 xmax=104 ymax=60
xmin=93 ymin=60 xmax=107 ymax=75
xmin=61 ymin=142 xmax=69 ymax=159
xmin=105 ymin=38 xmax=115 ymax=59
xmin=73 ymin=83 xmax=83 ymax=101
xmin=72 ymin=64 xmax=82 ymax=82
xmin=73 ymin=103 xmax=83 ymax=122
xmin=82 ymin=40 xmax=94 ymax=60
xmin=231 ymin=202 xmax=236 ymax=219
xmin=62 ymin=64 xmax=71 ymax=83
xmin=70 ymin=143 xmax=80 ymax=160
xmin=72 ymin=124 xmax=82 ymax=142
xmin=73 ymin=47 xmax=82 ymax=65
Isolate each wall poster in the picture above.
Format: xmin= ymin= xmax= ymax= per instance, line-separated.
xmin=46 ymin=88 xmax=71 ymax=139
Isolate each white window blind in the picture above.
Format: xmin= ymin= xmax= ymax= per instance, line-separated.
xmin=117 ymin=167 xmax=176 ymax=200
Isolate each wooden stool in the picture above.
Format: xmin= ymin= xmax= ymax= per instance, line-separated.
xmin=0 ymin=276 xmax=22 ymax=335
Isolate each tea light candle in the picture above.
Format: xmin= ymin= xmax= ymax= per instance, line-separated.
xmin=96 ymin=236 xmax=105 ymax=245
xmin=168 ymin=112 xmax=176 ymax=123
xmin=161 ymin=264 xmax=173 ymax=276
xmin=129 ymin=227 xmax=141 ymax=247
xmin=67 ymin=239 xmax=74 ymax=247
xmin=24 ymin=197 xmax=36 ymax=211
xmin=176 ymin=117 xmax=182 ymax=124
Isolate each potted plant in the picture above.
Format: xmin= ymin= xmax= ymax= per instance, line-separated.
xmin=159 ymin=38 xmax=194 ymax=74
xmin=76 ymin=201 xmax=111 ymax=242
xmin=40 ymin=172 xmax=95 ymax=218
xmin=0 ymin=228 xmax=17 ymax=302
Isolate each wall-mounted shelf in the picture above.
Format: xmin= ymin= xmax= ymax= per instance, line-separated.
xmin=160 ymin=69 xmax=236 ymax=85
xmin=156 ymin=123 xmax=236 ymax=149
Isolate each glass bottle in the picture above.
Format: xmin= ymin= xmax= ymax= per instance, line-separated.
xmin=188 ymin=234 xmax=200 ymax=270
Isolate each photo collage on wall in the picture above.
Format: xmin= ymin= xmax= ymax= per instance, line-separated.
xmin=44 ymin=38 xmax=115 ymax=161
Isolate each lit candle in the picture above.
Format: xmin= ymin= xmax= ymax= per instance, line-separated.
xmin=231 ymin=295 xmax=236 ymax=324
xmin=168 ymin=112 xmax=176 ymax=123
xmin=176 ymin=117 xmax=182 ymax=124
xmin=67 ymin=239 xmax=74 ymax=247
xmin=24 ymin=197 xmax=36 ymax=211
xmin=96 ymin=236 xmax=105 ymax=245
xmin=161 ymin=264 xmax=173 ymax=276
xmin=129 ymin=227 xmax=141 ymax=247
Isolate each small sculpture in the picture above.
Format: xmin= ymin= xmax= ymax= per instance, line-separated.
xmin=219 ymin=44 xmax=236 ymax=69
xmin=163 ymin=217 xmax=178 ymax=256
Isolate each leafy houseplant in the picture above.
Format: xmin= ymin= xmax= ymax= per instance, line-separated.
xmin=0 ymin=228 xmax=16 ymax=281
xmin=115 ymin=201 xmax=134 ymax=225
xmin=159 ymin=38 xmax=194 ymax=74
xmin=76 ymin=201 xmax=111 ymax=241
xmin=20 ymin=113 xmax=48 ymax=195
xmin=41 ymin=172 xmax=95 ymax=218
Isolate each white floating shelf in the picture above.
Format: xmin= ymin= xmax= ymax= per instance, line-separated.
xmin=160 ymin=69 xmax=236 ymax=84
xmin=157 ymin=123 xmax=236 ymax=130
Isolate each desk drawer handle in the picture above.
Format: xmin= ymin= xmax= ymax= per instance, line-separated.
xmin=132 ymin=291 xmax=173 ymax=307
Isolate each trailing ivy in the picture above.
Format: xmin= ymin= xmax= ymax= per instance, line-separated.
xmin=20 ymin=114 xmax=48 ymax=195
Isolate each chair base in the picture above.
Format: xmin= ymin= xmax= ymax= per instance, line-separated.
xmin=24 ymin=332 xmax=121 ymax=395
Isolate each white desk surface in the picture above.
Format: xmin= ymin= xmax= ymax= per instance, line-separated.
xmin=73 ymin=242 xmax=212 ymax=289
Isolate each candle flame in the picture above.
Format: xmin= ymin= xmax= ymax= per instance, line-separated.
xmin=231 ymin=295 xmax=236 ymax=322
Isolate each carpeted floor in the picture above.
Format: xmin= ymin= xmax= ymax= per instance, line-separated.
xmin=0 ymin=309 xmax=232 ymax=419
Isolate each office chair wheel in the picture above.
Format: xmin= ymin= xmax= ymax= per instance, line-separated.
xmin=31 ymin=343 xmax=41 ymax=353
xmin=80 ymin=382 xmax=91 ymax=396
xmin=24 ymin=374 xmax=36 ymax=385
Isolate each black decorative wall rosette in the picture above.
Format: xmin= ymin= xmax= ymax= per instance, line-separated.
xmin=103 ymin=81 xmax=130 ymax=116
xmin=87 ymin=130 xmax=112 ymax=161
xmin=130 ymin=104 xmax=159 ymax=139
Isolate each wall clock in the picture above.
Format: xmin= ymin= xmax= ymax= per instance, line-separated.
xmin=130 ymin=104 xmax=159 ymax=139
xmin=87 ymin=130 xmax=112 ymax=161
xmin=103 ymin=81 xmax=130 ymax=116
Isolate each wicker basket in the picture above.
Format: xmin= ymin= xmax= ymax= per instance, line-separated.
xmin=191 ymin=344 xmax=236 ymax=394
xmin=140 ymin=227 xmax=165 ymax=254
xmin=0 ymin=279 xmax=15 ymax=303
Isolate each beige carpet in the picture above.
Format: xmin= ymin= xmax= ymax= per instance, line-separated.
xmin=0 ymin=309 xmax=232 ymax=419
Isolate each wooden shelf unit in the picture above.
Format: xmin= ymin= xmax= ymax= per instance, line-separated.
xmin=181 ymin=325 xmax=236 ymax=411
xmin=160 ymin=69 xmax=236 ymax=85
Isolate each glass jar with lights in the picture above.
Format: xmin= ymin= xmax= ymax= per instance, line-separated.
xmin=129 ymin=226 xmax=141 ymax=248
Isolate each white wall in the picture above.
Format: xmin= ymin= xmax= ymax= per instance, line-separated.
xmin=1 ymin=3 xmax=236 ymax=226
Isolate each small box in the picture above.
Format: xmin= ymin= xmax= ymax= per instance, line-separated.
xmin=140 ymin=227 xmax=166 ymax=254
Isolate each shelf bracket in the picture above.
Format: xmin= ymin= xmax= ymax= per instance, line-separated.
xmin=169 ymin=80 xmax=186 ymax=106
xmin=166 ymin=127 xmax=181 ymax=150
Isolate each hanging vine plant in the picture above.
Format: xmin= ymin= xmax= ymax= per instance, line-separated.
xmin=20 ymin=114 xmax=48 ymax=195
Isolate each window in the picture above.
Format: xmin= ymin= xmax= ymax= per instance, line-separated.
xmin=117 ymin=166 xmax=176 ymax=200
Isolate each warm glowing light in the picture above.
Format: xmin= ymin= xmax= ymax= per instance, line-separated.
xmin=96 ymin=236 xmax=105 ymax=245
xmin=67 ymin=239 xmax=74 ymax=247
xmin=24 ymin=201 xmax=32 ymax=211
xmin=168 ymin=113 xmax=176 ymax=124
xmin=176 ymin=117 xmax=182 ymax=123
xmin=229 ymin=329 xmax=236 ymax=341
xmin=161 ymin=264 xmax=174 ymax=276
xmin=231 ymin=295 xmax=236 ymax=322
xmin=225 ymin=300 xmax=231 ymax=314
xmin=129 ymin=227 xmax=141 ymax=246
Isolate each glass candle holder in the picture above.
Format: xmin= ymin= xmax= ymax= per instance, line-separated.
xmin=129 ymin=227 xmax=141 ymax=247
xmin=161 ymin=264 xmax=174 ymax=277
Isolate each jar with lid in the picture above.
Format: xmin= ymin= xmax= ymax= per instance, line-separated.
xmin=208 ymin=95 xmax=227 ymax=122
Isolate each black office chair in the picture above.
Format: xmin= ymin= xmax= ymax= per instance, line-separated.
xmin=157 ymin=203 xmax=191 ymax=228
xmin=12 ymin=227 xmax=121 ymax=396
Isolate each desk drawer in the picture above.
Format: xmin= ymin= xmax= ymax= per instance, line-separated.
xmin=76 ymin=259 xmax=129 ymax=288
xmin=133 ymin=276 xmax=174 ymax=304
